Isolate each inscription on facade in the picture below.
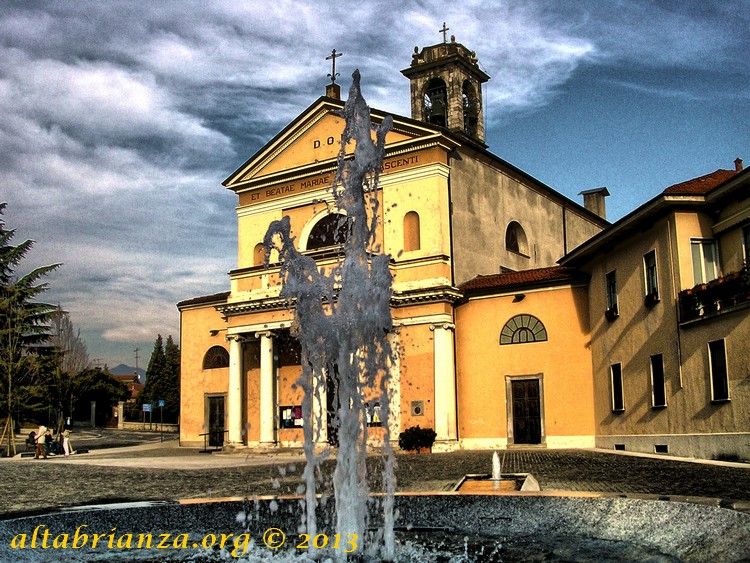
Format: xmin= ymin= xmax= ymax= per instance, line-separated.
xmin=243 ymin=153 xmax=427 ymax=205
xmin=313 ymin=137 xmax=336 ymax=149
xmin=382 ymin=155 xmax=418 ymax=170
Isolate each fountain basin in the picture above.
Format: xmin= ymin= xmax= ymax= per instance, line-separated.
xmin=1 ymin=494 xmax=748 ymax=561
xmin=454 ymin=473 xmax=540 ymax=492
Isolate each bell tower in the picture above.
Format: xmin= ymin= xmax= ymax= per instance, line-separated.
xmin=401 ymin=31 xmax=490 ymax=144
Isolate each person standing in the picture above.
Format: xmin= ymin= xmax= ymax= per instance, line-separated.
xmin=34 ymin=425 xmax=47 ymax=459
xmin=62 ymin=426 xmax=72 ymax=456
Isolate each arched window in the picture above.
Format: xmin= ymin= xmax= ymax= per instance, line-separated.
xmin=253 ymin=243 xmax=266 ymax=266
xmin=307 ymin=213 xmax=348 ymax=250
xmin=462 ymin=81 xmax=478 ymax=136
xmin=424 ymin=78 xmax=447 ymax=127
xmin=403 ymin=211 xmax=421 ymax=252
xmin=203 ymin=346 xmax=230 ymax=369
xmin=505 ymin=221 xmax=528 ymax=255
xmin=500 ymin=315 xmax=547 ymax=345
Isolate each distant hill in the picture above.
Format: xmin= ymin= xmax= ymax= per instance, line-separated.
xmin=109 ymin=364 xmax=146 ymax=382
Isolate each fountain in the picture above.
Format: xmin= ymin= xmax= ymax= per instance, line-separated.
xmin=1 ymin=72 xmax=749 ymax=562
xmin=262 ymin=68 xmax=396 ymax=559
xmin=454 ymin=450 xmax=539 ymax=493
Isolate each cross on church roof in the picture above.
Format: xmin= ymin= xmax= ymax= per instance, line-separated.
xmin=326 ymin=49 xmax=343 ymax=84
xmin=439 ymin=22 xmax=450 ymax=43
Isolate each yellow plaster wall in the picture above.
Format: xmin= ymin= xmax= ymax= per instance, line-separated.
xmin=251 ymin=114 xmax=411 ymax=179
xmin=455 ymin=285 xmax=594 ymax=441
xmin=238 ymin=209 xmax=282 ymax=270
xmin=179 ymin=304 xmax=229 ymax=445
xmin=586 ymin=216 xmax=683 ymax=435
xmin=673 ymin=211 xmax=716 ymax=289
xmin=383 ymin=171 xmax=450 ymax=261
xmin=678 ymin=313 xmax=750 ymax=434
xmin=397 ymin=323 xmax=436 ymax=430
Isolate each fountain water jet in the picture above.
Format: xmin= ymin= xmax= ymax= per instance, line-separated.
xmin=492 ymin=451 xmax=502 ymax=481
xmin=263 ymin=69 xmax=396 ymax=560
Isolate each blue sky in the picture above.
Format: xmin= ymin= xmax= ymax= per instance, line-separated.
xmin=1 ymin=1 xmax=747 ymax=368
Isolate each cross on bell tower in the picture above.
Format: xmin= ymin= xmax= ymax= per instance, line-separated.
xmin=401 ymin=34 xmax=490 ymax=144
xmin=439 ymin=22 xmax=449 ymax=43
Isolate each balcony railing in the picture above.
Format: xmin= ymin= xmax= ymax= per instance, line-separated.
xmin=678 ymin=268 xmax=750 ymax=322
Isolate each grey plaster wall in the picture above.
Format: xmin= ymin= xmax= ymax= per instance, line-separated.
xmin=449 ymin=151 xmax=604 ymax=284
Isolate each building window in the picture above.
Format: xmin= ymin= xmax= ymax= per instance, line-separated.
xmin=605 ymin=270 xmax=618 ymax=319
xmin=499 ymin=314 xmax=547 ymax=345
xmin=644 ymin=250 xmax=659 ymax=305
xmin=611 ymin=363 xmax=624 ymax=412
xmin=403 ymin=211 xmax=421 ymax=251
xmin=307 ymin=213 xmax=348 ymax=250
xmin=505 ymin=221 xmax=528 ymax=256
xmin=650 ymin=354 xmax=666 ymax=407
xmin=203 ymin=346 xmax=230 ymax=370
xmin=743 ymin=226 xmax=750 ymax=267
xmin=253 ymin=243 xmax=266 ymax=266
xmin=708 ymin=339 xmax=729 ymax=401
xmin=691 ymin=239 xmax=718 ymax=285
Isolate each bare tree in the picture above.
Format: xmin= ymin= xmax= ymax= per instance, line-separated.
xmin=42 ymin=308 xmax=91 ymax=432
xmin=49 ymin=308 xmax=90 ymax=375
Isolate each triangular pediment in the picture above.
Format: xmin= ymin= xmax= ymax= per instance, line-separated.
xmin=223 ymin=97 xmax=456 ymax=192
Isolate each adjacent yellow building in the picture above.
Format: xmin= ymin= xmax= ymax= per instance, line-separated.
xmin=178 ymin=37 xmax=749 ymax=460
xmin=562 ymin=163 xmax=750 ymax=459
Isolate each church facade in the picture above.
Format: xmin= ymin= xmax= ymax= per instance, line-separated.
xmin=178 ymin=37 xmax=750 ymax=460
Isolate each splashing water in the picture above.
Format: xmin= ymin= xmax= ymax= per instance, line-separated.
xmin=264 ymin=70 xmax=396 ymax=560
xmin=492 ymin=451 xmax=502 ymax=481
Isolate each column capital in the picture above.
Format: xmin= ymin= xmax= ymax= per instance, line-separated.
xmin=429 ymin=322 xmax=455 ymax=332
xmin=254 ymin=330 xmax=276 ymax=339
xmin=225 ymin=334 xmax=247 ymax=343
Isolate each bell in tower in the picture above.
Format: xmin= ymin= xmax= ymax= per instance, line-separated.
xmin=401 ymin=30 xmax=490 ymax=144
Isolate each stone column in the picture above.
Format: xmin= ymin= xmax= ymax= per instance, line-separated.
xmin=117 ymin=401 xmax=125 ymax=429
xmin=430 ymin=322 xmax=457 ymax=442
xmin=226 ymin=335 xmax=244 ymax=445
xmin=89 ymin=401 xmax=96 ymax=428
xmin=256 ymin=331 xmax=276 ymax=445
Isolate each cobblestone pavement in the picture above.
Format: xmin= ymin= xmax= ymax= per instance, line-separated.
xmin=1 ymin=447 xmax=748 ymax=518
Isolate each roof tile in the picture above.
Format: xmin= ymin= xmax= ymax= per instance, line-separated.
xmin=662 ymin=169 xmax=737 ymax=195
xmin=459 ymin=266 xmax=583 ymax=292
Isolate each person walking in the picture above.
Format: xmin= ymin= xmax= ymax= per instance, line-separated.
xmin=33 ymin=425 xmax=47 ymax=459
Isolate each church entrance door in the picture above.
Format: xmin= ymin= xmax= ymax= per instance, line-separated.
xmin=207 ymin=395 xmax=225 ymax=447
xmin=510 ymin=379 xmax=541 ymax=445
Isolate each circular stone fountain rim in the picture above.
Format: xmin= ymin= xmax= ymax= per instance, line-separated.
xmin=3 ymin=490 xmax=748 ymax=521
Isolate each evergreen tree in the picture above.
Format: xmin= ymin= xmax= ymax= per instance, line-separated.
xmin=140 ymin=334 xmax=165 ymax=408
xmin=73 ymin=368 xmax=129 ymax=427
xmin=163 ymin=335 xmax=180 ymax=421
xmin=0 ymin=203 xmax=59 ymax=450
xmin=140 ymin=334 xmax=180 ymax=422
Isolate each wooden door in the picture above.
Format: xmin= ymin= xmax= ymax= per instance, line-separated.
xmin=511 ymin=379 xmax=541 ymax=444
xmin=207 ymin=396 xmax=225 ymax=447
